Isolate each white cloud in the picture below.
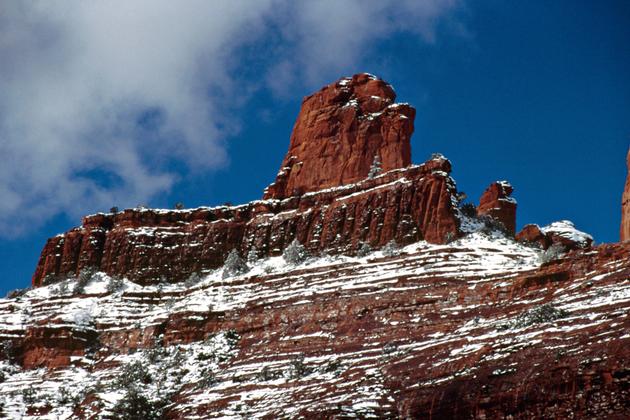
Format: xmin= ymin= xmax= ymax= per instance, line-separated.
xmin=0 ymin=0 xmax=464 ymax=235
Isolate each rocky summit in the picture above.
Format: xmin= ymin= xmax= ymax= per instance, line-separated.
xmin=622 ymin=148 xmax=630 ymax=242
xmin=0 ymin=74 xmax=628 ymax=419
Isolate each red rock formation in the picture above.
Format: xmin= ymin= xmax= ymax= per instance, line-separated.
xmin=32 ymin=157 xmax=460 ymax=287
xmin=515 ymin=224 xmax=551 ymax=249
xmin=622 ymin=148 xmax=630 ymax=241
xmin=263 ymin=73 xmax=414 ymax=199
xmin=4 ymin=237 xmax=630 ymax=417
xmin=477 ymin=181 xmax=517 ymax=234
xmin=516 ymin=221 xmax=593 ymax=251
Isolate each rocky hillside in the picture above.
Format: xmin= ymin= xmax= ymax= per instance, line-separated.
xmin=0 ymin=74 xmax=628 ymax=419
xmin=2 ymin=228 xmax=629 ymax=418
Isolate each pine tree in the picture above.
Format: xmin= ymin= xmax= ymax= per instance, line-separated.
xmin=367 ymin=154 xmax=382 ymax=179
xmin=222 ymin=249 xmax=249 ymax=279
xmin=283 ymin=239 xmax=309 ymax=265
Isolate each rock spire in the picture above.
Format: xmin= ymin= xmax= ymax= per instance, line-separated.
xmin=263 ymin=73 xmax=414 ymax=199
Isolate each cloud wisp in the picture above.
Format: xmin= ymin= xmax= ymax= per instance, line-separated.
xmin=0 ymin=0 xmax=464 ymax=235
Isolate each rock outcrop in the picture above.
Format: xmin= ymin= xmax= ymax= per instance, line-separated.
xmin=516 ymin=221 xmax=593 ymax=251
xmin=263 ymin=73 xmax=414 ymax=199
xmin=541 ymin=220 xmax=593 ymax=250
xmin=3 ymin=73 xmax=629 ymax=419
xmin=32 ymin=157 xmax=460 ymax=287
xmin=622 ymin=148 xmax=630 ymax=241
xmin=515 ymin=224 xmax=550 ymax=249
xmin=3 ymin=234 xmax=630 ymax=418
xmin=477 ymin=181 xmax=517 ymax=234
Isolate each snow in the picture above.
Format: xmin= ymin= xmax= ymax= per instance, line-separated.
xmin=541 ymin=220 xmax=593 ymax=246
xmin=0 ymin=227 xmax=627 ymax=418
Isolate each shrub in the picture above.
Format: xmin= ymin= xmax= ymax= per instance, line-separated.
xmin=444 ymin=231 xmax=456 ymax=244
xmin=356 ymin=242 xmax=373 ymax=257
xmin=222 ymin=249 xmax=249 ymax=279
xmin=174 ymin=202 xmax=184 ymax=210
xmin=459 ymin=203 xmax=477 ymax=218
xmin=367 ymin=154 xmax=382 ymax=179
xmin=283 ymin=239 xmax=309 ymax=265
xmin=106 ymin=276 xmax=124 ymax=293
xmin=55 ymin=281 xmax=69 ymax=296
xmin=0 ymin=341 xmax=17 ymax=361
xmin=246 ymin=248 xmax=259 ymax=265
xmin=110 ymin=206 xmax=119 ymax=213
xmin=196 ymin=367 xmax=217 ymax=388
xmin=111 ymin=389 xmax=164 ymax=420
xmin=381 ymin=240 xmax=400 ymax=257
xmin=57 ymin=387 xmax=72 ymax=404
xmin=479 ymin=215 xmax=509 ymax=236
xmin=184 ymin=272 xmax=201 ymax=288
xmin=540 ymin=243 xmax=567 ymax=264
xmin=22 ymin=387 xmax=36 ymax=405
xmin=288 ymin=355 xmax=312 ymax=379
xmin=115 ymin=361 xmax=152 ymax=389
xmin=504 ymin=303 xmax=569 ymax=330
xmin=6 ymin=288 xmax=30 ymax=299
xmin=225 ymin=329 xmax=240 ymax=348
xmin=42 ymin=273 xmax=60 ymax=286
xmin=74 ymin=267 xmax=95 ymax=295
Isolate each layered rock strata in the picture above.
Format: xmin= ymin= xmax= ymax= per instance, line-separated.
xmin=622 ymin=148 xmax=630 ymax=241
xmin=263 ymin=73 xmax=414 ymax=199
xmin=3 ymin=235 xmax=630 ymax=418
xmin=32 ymin=157 xmax=460 ymax=287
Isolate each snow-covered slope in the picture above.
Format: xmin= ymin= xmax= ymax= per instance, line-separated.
xmin=0 ymin=233 xmax=629 ymax=418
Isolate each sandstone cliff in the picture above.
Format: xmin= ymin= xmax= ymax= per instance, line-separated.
xmin=32 ymin=157 xmax=460 ymax=287
xmin=477 ymin=181 xmax=517 ymax=235
xmin=622 ymin=148 xmax=630 ymax=241
xmin=263 ymin=73 xmax=414 ymax=199
xmin=4 ymin=74 xmax=627 ymax=419
xmin=2 ymin=233 xmax=629 ymax=418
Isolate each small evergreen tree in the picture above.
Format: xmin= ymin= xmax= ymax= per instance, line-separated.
xmin=283 ymin=239 xmax=309 ymax=265
xmin=111 ymin=389 xmax=162 ymax=420
xmin=184 ymin=272 xmax=201 ymax=288
xmin=246 ymin=248 xmax=259 ymax=265
xmin=381 ymin=240 xmax=400 ymax=257
xmin=106 ymin=276 xmax=124 ymax=294
xmin=459 ymin=203 xmax=477 ymax=218
xmin=222 ymin=249 xmax=249 ymax=279
xmin=367 ymin=154 xmax=382 ymax=179
xmin=174 ymin=202 xmax=184 ymax=210
xmin=356 ymin=241 xmax=373 ymax=257
xmin=74 ymin=268 xmax=95 ymax=295
xmin=540 ymin=243 xmax=567 ymax=264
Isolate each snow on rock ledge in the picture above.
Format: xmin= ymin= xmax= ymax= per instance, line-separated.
xmin=541 ymin=220 xmax=594 ymax=249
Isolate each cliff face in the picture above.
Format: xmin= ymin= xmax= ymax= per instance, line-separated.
xmin=263 ymin=73 xmax=414 ymax=199
xmin=477 ymin=181 xmax=517 ymax=235
xmin=32 ymin=157 xmax=460 ymax=287
xmin=8 ymin=73 xmax=630 ymax=418
xmin=2 ymin=235 xmax=630 ymax=418
xmin=622 ymin=148 xmax=630 ymax=241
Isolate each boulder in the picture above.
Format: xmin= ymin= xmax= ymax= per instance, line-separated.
xmin=516 ymin=224 xmax=551 ymax=249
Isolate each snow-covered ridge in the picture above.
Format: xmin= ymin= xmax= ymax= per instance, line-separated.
xmin=2 ymin=231 xmax=629 ymax=418
xmin=541 ymin=220 xmax=593 ymax=247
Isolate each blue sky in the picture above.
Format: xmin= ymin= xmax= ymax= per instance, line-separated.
xmin=0 ymin=0 xmax=628 ymax=295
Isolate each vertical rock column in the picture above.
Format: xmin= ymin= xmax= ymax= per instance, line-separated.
xmin=477 ymin=181 xmax=517 ymax=235
xmin=263 ymin=73 xmax=415 ymax=199
xmin=622 ymin=148 xmax=630 ymax=241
